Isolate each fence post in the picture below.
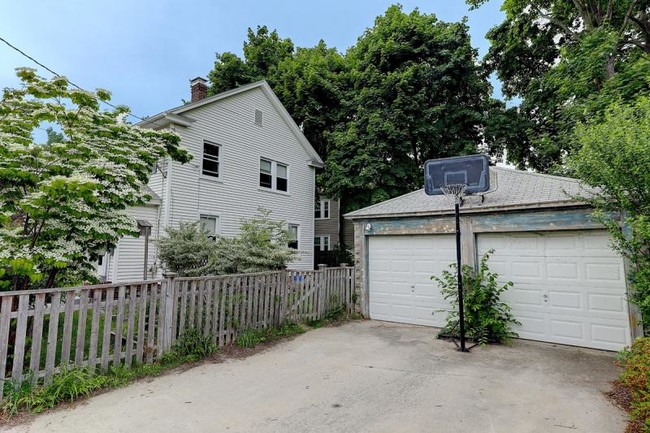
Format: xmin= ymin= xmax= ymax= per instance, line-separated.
xmin=162 ymin=272 xmax=177 ymax=352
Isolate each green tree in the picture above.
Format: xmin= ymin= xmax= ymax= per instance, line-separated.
xmin=569 ymin=97 xmax=650 ymax=325
xmin=322 ymin=6 xmax=493 ymax=210
xmin=469 ymin=0 xmax=650 ymax=171
xmin=0 ymin=69 xmax=191 ymax=290
xmin=157 ymin=222 xmax=218 ymax=276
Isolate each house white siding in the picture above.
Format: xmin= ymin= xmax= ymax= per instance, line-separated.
xmin=110 ymin=204 xmax=160 ymax=282
xmin=156 ymin=87 xmax=316 ymax=270
xmin=104 ymin=83 xmax=320 ymax=283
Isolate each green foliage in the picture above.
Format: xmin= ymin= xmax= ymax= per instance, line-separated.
xmin=172 ymin=328 xmax=217 ymax=361
xmin=471 ymin=0 xmax=650 ymax=172
xmin=0 ymin=69 xmax=191 ymax=291
xmin=616 ymin=338 xmax=650 ymax=428
xmin=157 ymin=222 xmax=218 ymax=276
xmin=2 ymin=368 xmax=108 ymax=416
xmin=206 ymin=6 xmax=498 ymax=213
xmin=159 ymin=209 xmax=297 ymax=276
xmin=235 ymin=323 xmax=304 ymax=348
xmin=432 ymin=250 xmax=520 ymax=345
xmin=569 ymin=97 xmax=650 ymax=327
xmin=323 ymin=5 xmax=493 ymax=211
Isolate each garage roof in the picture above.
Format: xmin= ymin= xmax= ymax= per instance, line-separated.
xmin=345 ymin=167 xmax=594 ymax=220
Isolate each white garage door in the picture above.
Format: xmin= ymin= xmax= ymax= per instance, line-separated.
xmin=368 ymin=235 xmax=455 ymax=327
xmin=477 ymin=231 xmax=631 ymax=351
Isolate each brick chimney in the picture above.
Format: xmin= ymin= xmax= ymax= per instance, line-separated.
xmin=190 ymin=77 xmax=208 ymax=102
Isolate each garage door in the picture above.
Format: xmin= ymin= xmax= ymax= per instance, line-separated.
xmin=368 ymin=235 xmax=455 ymax=327
xmin=477 ymin=231 xmax=631 ymax=351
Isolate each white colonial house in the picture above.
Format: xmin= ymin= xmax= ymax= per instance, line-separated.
xmin=97 ymin=79 xmax=323 ymax=282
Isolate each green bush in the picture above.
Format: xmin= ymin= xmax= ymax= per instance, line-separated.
xmin=158 ymin=209 xmax=297 ymax=276
xmin=432 ymin=249 xmax=520 ymax=345
xmin=172 ymin=328 xmax=217 ymax=361
xmin=235 ymin=324 xmax=304 ymax=348
xmin=617 ymin=338 xmax=650 ymax=428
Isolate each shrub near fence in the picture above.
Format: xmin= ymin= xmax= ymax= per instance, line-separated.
xmin=0 ymin=267 xmax=355 ymax=401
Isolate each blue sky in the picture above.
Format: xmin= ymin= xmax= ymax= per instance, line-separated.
xmin=1 ymin=0 xmax=504 ymax=120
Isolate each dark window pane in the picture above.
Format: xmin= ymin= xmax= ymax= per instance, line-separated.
xmin=276 ymin=177 xmax=287 ymax=192
xmin=260 ymin=172 xmax=272 ymax=188
xmin=202 ymin=159 xmax=219 ymax=177
xmin=288 ymin=240 xmax=298 ymax=249
xmin=204 ymin=142 xmax=219 ymax=158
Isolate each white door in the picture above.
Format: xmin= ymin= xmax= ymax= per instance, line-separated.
xmin=368 ymin=235 xmax=455 ymax=327
xmin=477 ymin=231 xmax=631 ymax=351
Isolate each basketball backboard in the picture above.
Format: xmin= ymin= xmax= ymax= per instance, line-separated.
xmin=424 ymin=154 xmax=490 ymax=196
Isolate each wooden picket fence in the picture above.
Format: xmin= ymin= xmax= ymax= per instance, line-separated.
xmin=0 ymin=267 xmax=355 ymax=400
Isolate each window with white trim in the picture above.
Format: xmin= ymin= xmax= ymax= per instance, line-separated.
xmin=260 ymin=158 xmax=288 ymax=192
xmin=288 ymin=224 xmax=299 ymax=249
xmin=315 ymin=199 xmax=330 ymax=219
xmin=199 ymin=215 xmax=219 ymax=241
xmin=314 ymin=235 xmax=330 ymax=251
xmin=202 ymin=141 xmax=220 ymax=178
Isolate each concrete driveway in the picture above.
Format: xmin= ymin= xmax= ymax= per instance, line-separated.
xmin=2 ymin=321 xmax=626 ymax=433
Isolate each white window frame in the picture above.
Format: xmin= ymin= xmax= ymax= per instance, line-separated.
xmin=315 ymin=199 xmax=330 ymax=220
xmin=288 ymin=223 xmax=299 ymax=250
xmin=314 ymin=235 xmax=330 ymax=251
xmin=260 ymin=158 xmax=289 ymax=193
xmin=201 ymin=141 xmax=221 ymax=179
xmin=199 ymin=214 xmax=220 ymax=241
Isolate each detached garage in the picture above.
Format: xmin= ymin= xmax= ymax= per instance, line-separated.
xmin=346 ymin=167 xmax=640 ymax=351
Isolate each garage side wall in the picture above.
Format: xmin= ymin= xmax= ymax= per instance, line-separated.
xmin=351 ymin=207 xmax=642 ymax=342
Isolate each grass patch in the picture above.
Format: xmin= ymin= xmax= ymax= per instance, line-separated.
xmin=1 ymin=329 xmax=216 ymax=419
xmin=235 ymin=323 xmax=305 ymax=348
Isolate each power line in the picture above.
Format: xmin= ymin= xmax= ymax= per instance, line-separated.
xmin=0 ymin=36 xmax=146 ymax=121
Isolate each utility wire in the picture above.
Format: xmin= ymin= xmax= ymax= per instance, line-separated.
xmin=0 ymin=36 xmax=146 ymax=121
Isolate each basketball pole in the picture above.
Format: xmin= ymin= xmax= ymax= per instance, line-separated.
xmin=455 ymin=201 xmax=468 ymax=352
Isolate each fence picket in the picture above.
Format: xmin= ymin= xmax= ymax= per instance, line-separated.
xmin=0 ymin=296 xmax=13 ymax=400
xmin=30 ymin=293 xmax=46 ymax=379
xmin=125 ymin=285 xmax=137 ymax=367
xmin=60 ymin=291 xmax=76 ymax=367
xmin=100 ymin=287 xmax=115 ymax=371
xmin=113 ymin=286 xmax=126 ymax=366
xmin=75 ymin=290 xmax=89 ymax=365
xmin=45 ymin=292 xmax=62 ymax=383
xmin=11 ymin=294 xmax=30 ymax=381
xmin=135 ymin=284 xmax=149 ymax=364
xmin=146 ymin=284 xmax=158 ymax=363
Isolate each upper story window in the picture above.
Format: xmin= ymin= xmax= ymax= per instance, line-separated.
xmin=202 ymin=141 xmax=220 ymax=178
xmin=288 ymin=224 xmax=299 ymax=249
xmin=260 ymin=158 xmax=288 ymax=192
xmin=315 ymin=199 xmax=330 ymax=219
xmin=199 ymin=215 xmax=219 ymax=241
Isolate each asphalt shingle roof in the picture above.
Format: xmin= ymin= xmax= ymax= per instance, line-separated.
xmin=344 ymin=167 xmax=593 ymax=219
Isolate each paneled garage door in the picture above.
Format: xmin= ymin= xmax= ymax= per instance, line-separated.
xmin=477 ymin=231 xmax=631 ymax=351
xmin=368 ymin=235 xmax=455 ymax=327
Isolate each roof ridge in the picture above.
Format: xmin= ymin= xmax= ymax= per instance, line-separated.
xmin=492 ymin=166 xmax=582 ymax=183
xmin=344 ymin=188 xmax=424 ymax=216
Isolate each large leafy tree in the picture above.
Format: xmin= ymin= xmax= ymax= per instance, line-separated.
xmin=0 ymin=69 xmax=191 ymax=291
xmin=322 ymin=6 xmax=493 ymax=210
xmin=469 ymin=0 xmax=650 ymax=172
xmin=569 ymin=97 xmax=650 ymax=325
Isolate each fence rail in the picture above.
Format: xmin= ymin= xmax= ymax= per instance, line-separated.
xmin=0 ymin=267 xmax=355 ymax=400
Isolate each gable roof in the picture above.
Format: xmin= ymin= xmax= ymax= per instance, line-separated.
xmin=345 ymin=167 xmax=595 ymax=220
xmin=138 ymin=81 xmax=324 ymax=168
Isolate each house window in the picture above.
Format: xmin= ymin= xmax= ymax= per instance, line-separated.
xmin=314 ymin=236 xmax=330 ymax=251
xmin=315 ymin=199 xmax=330 ymax=219
xmin=202 ymin=141 xmax=220 ymax=178
xmin=288 ymin=224 xmax=299 ymax=249
xmin=260 ymin=158 xmax=289 ymax=192
xmin=254 ymin=109 xmax=263 ymax=126
xmin=200 ymin=215 xmax=219 ymax=241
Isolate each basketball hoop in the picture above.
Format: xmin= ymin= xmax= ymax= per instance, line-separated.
xmin=440 ymin=183 xmax=467 ymax=206
xmin=423 ymin=155 xmax=491 ymax=353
